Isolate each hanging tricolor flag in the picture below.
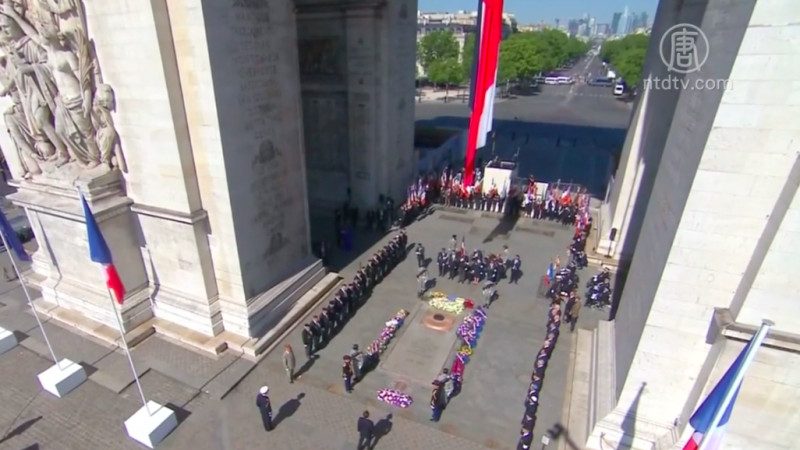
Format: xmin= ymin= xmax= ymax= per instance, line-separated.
xmin=682 ymin=323 xmax=771 ymax=450
xmin=81 ymin=195 xmax=126 ymax=304
xmin=0 ymin=208 xmax=30 ymax=262
xmin=464 ymin=0 xmax=504 ymax=186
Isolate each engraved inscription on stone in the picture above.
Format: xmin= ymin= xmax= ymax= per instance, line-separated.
xmin=299 ymin=38 xmax=344 ymax=79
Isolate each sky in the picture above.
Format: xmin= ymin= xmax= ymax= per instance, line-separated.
xmin=418 ymin=0 xmax=659 ymax=26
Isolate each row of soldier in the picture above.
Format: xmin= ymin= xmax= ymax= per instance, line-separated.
xmin=434 ymin=237 xmax=523 ymax=285
xmin=301 ymin=230 xmax=408 ymax=359
xmin=519 ymin=298 xmax=563 ymax=450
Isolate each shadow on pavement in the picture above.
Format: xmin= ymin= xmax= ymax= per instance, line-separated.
xmin=273 ymin=393 xmax=305 ymax=427
xmin=294 ymin=354 xmax=319 ymax=379
xmin=164 ymin=403 xmax=191 ymax=424
xmin=0 ymin=416 xmax=42 ymax=445
xmin=414 ymin=117 xmax=627 ymax=197
xmin=482 ymin=213 xmax=519 ymax=244
xmin=371 ymin=413 xmax=393 ymax=448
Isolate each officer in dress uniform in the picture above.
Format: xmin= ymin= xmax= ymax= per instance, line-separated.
xmin=510 ymin=255 xmax=522 ymax=284
xmin=301 ymin=324 xmax=314 ymax=358
xmin=415 ymin=244 xmax=425 ymax=268
xmin=319 ymin=308 xmax=331 ymax=340
xmin=256 ymin=386 xmax=273 ymax=431
xmin=437 ymin=248 xmax=446 ymax=277
xmin=310 ymin=315 xmax=323 ymax=348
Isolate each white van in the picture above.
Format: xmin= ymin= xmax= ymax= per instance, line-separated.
xmin=557 ymin=76 xmax=574 ymax=85
xmin=613 ymin=83 xmax=625 ymax=95
xmin=544 ymin=77 xmax=559 ymax=85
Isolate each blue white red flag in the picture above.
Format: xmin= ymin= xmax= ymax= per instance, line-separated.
xmin=545 ymin=263 xmax=555 ymax=282
xmin=682 ymin=339 xmax=753 ymax=450
xmin=81 ymin=195 xmax=126 ymax=304
xmin=0 ymin=208 xmax=30 ymax=262
xmin=464 ymin=0 xmax=503 ymax=186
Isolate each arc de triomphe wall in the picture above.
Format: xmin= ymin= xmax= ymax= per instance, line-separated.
xmin=0 ymin=0 xmax=415 ymax=348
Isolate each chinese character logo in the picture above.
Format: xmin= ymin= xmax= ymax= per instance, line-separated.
xmin=659 ymin=23 xmax=709 ymax=73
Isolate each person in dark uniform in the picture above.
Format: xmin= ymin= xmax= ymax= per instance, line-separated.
xmin=357 ymin=410 xmax=374 ymax=450
xmin=301 ymin=324 xmax=314 ymax=359
xmin=256 ymin=386 xmax=273 ymax=431
xmin=310 ymin=315 xmax=323 ymax=349
xmin=430 ymin=384 xmax=446 ymax=422
xmin=416 ymin=244 xmax=425 ymax=267
xmin=437 ymin=248 xmax=446 ymax=277
xmin=343 ymin=355 xmax=354 ymax=393
xmin=449 ymin=253 xmax=458 ymax=279
xmin=510 ymin=255 xmax=522 ymax=284
xmin=458 ymin=257 xmax=468 ymax=283
xmin=319 ymin=308 xmax=331 ymax=341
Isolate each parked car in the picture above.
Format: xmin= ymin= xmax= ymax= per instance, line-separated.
xmin=613 ymin=83 xmax=625 ymax=96
xmin=557 ymin=76 xmax=574 ymax=85
xmin=588 ymin=77 xmax=615 ymax=87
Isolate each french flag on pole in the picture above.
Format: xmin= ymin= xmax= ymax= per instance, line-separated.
xmin=463 ymin=0 xmax=503 ymax=186
xmin=683 ymin=329 xmax=766 ymax=450
xmin=81 ymin=195 xmax=126 ymax=304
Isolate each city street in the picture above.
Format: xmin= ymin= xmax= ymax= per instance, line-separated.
xmin=416 ymin=53 xmax=634 ymax=197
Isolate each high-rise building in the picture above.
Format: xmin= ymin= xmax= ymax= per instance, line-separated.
xmin=568 ymin=19 xmax=580 ymax=37
xmin=638 ymin=11 xmax=649 ymax=29
xmin=611 ymin=12 xmax=622 ymax=35
xmin=588 ymin=17 xmax=597 ymax=36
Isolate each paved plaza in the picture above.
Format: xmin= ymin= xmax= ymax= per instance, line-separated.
xmin=0 ymin=208 xmax=607 ymax=449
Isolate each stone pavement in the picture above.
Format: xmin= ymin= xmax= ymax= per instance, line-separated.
xmin=0 ymin=208 xmax=608 ymax=449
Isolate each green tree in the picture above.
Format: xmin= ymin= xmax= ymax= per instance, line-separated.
xmin=427 ymin=57 xmax=465 ymax=101
xmin=418 ymin=30 xmax=460 ymax=73
xmin=461 ymin=33 xmax=476 ymax=80
xmin=600 ymin=34 xmax=649 ymax=85
xmin=614 ymin=47 xmax=647 ymax=86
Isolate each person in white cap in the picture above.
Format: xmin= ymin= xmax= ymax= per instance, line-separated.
xmin=256 ymin=386 xmax=273 ymax=431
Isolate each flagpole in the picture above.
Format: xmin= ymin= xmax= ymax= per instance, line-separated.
xmin=697 ymin=319 xmax=773 ymax=450
xmin=107 ymin=288 xmax=151 ymax=416
xmin=0 ymin=229 xmax=62 ymax=369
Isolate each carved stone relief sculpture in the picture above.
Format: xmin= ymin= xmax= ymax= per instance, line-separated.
xmin=0 ymin=0 xmax=127 ymax=179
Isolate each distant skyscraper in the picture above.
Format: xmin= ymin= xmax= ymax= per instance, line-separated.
xmin=620 ymin=6 xmax=630 ymax=34
xmin=611 ymin=12 xmax=622 ymax=35
xmin=639 ymin=12 xmax=649 ymax=29
xmin=588 ymin=17 xmax=596 ymax=36
xmin=568 ymin=19 xmax=579 ymax=36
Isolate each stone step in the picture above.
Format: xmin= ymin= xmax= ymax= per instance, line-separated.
xmin=32 ymin=297 xmax=155 ymax=348
xmin=587 ymin=320 xmax=617 ymax=437
xmin=241 ymin=272 xmax=342 ymax=359
xmin=559 ymin=327 xmax=593 ymax=450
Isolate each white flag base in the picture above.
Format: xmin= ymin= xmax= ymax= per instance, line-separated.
xmin=0 ymin=327 xmax=18 ymax=355
xmin=124 ymin=401 xmax=178 ymax=448
xmin=37 ymin=359 xmax=87 ymax=397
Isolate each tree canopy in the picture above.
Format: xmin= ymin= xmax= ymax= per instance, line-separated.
xmin=496 ymin=31 xmax=588 ymax=81
xmin=418 ymin=30 xmax=460 ymax=72
xmin=427 ymin=57 xmax=465 ymax=100
xmin=600 ymin=34 xmax=650 ymax=85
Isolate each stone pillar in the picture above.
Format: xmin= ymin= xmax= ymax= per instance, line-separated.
xmin=171 ymin=0 xmax=321 ymax=338
xmin=9 ymin=171 xmax=151 ymax=332
xmin=84 ymin=0 xmax=223 ymax=336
